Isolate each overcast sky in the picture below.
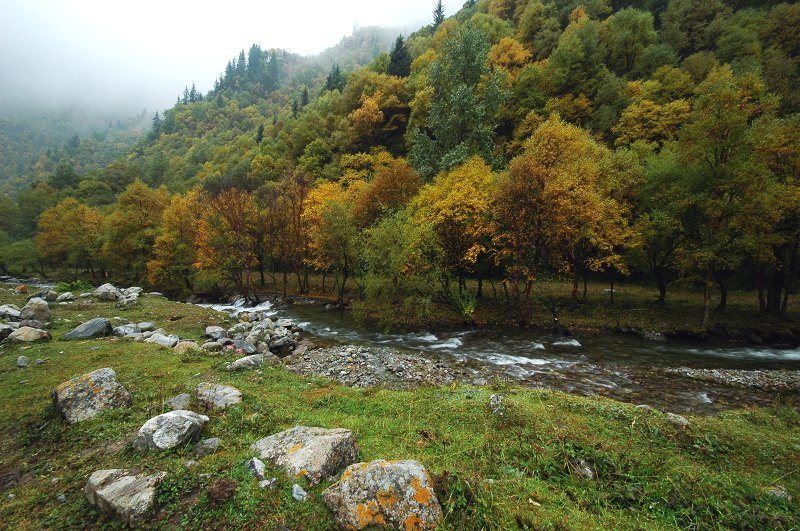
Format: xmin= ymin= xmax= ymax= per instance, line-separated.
xmin=1 ymin=0 xmax=464 ymax=116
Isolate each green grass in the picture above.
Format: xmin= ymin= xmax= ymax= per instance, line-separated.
xmin=0 ymin=289 xmax=798 ymax=529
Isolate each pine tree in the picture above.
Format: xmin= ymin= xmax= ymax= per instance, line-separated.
xmin=235 ymin=50 xmax=247 ymax=79
xmin=256 ymin=124 xmax=265 ymax=145
xmin=189 ymin=83 xmax=198 ymax=102
xmin=149 ymin=112 xmax=162 ymax=141
xmin=324 ymin=63 xmax=345 ymax=93
xmin=292 ymin=99 xmax=299 ymax=118
xmin=301 ymin=86 xmax=309 ymax=107
xmin=433 ymin=0 xmax=445 ymax=29
xmin=247 ymin=44 xmax=263 ymax=80
xmin=182 ymin=86 xmax=190 ymax=104
xmin=388 ymin=35 xmax=412 ymax=77
xmin=267 ymin=50 xmax=280 ymax=92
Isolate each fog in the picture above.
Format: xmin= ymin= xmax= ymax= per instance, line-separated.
xmin=1 ymin=0 xmax=464 ymax=117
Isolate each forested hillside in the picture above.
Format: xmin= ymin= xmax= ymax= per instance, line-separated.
xmin=2 ymin=0 xmax=799 ymax=332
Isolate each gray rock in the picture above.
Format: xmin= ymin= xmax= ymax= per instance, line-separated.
xmin=134 ymin=410 xmax=209 ymax=451
xmin=666 ymin=412 xmax=690 ymax=428
xmin=17 ymin=355 xmax=29 ymax=368
xmin=245 ymin=457 xmax=266 ymax=479
xmin=20 ymin=297 xmax=50 ymax=322
xmin=18 ymin=319 xmax=46 ymax=330
xmin=116 ymin=297 xmax=139 ymax=309
xmin=0 ymin=304 xmax=21 ymax=320
xmin=292 ymin=484 xmax=307 ymax=502
xmin=195 ymin=382 xmax=242 ymax=409
xmin=229 ymin=322 xmax=252 ymax=335
xmin=8 ymin=326 xmax=51 ymax=342
xmin=36 ymin=290 xmax=59 ymax=302
xmin=166 ymin=393 xmax=192 ymax=410
xmin=93 ymin=283 xmax=122 ymax=301
xmin=84 ymin=469 xmax=165 ymax=526
xmin=489 ymin=394 xmax=504 ymax=416
xmin=123 ymin=287 xmax=143 ymax=297
xmin=56 ymin=292 xmax=74 ymax=302
xmin=53 ymin=368 xmax=132 ymax=424
xmin=250 ymin=425 xmax=358 ymax=485
xmin=0 ymin=324 xmax=12 ymax=340
xmin=113 ymin=324 xmax=141 ymax=337
xmin=146 ymin=292 xmax=165 ymax=298
xmin=194 ymin=437 xmax=221 ymax=457
xmin=228 ymin=354 xmax=265 ymax=371
xmin=322 ymin=459 xmax=443 ymax=530
xmin=575 ymin=459 xmax=595 ymax=480
xmin=56 ymin=494 xmax=66 ymax=503
xmin=259 ymin=478 xmax=277 ymax=489
xmin=144 ymin=333 xmax=180 ymax=348
xmin=205 ymin=326 xmax=226 ymax=340
xmin=138 ymin=322 xmax=156 ymax=332
xmin=231 ymin=340 xmax=257 ymax=354
xmin=269 ymin=335 xmax=295 ymax=357
xmin=63 ymin=318 xmax=112 ymax=340
xmin=35 ymin=358 xmax=47 ymax=365
xmin=201 ymin=341 xmax=223 ymax=352
xmin=174 ymin=341 xmax=200 ymax=354
xmin=79 ymin=292 xmax=93 ymax=298
xmin=764 ymin=485 xmax=792 ymax=502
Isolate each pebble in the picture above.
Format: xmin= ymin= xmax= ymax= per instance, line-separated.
xmin=245 ymin=457 xmax=266 ymax=480
xmin=56 ymin=494 xmax=66 ymax=503
xmin=664 ymin=367 xmax=800 ymax=392
xmin=7 ymin=494 xmax=15 ymax=501
xmin=259 ymin=478 xmax=277 ymax=490
xmin=292 ymin=484 xmax=307 ymax=502
xmin=16 ymin=356 xmax=28 ymax=368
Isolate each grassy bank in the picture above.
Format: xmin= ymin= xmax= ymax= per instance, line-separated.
xmin=0 ymin=288 xmax=798 ymax=529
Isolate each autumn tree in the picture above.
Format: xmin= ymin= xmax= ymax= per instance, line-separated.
xmin=36 ymin=198 xmax=104 ymax=278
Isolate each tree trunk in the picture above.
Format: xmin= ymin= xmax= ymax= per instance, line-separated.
xmin=582 ymin=276 xmax=588 ymax=300
xmin=757 ymin=272 xmax=766 ymax=312
xmin=282 ymin=269 xmax=287 ymax=299
xmin=338 ymin=269 xmax=348 ymax=305
xmin=477 ymin=277 xmax=483 ymax=299
xmin=571 ymin=274 xmax=579 ymax=300
xmin=782 ymin=239 xmax=798 ymax=315
xmin=713 ymin=269 xmax=727 ymax=312
xmin=766 ymin=264 xmax=784 ymax=314
xmin=702 ymin=267 xmax=712 ymax=335
xmin=322 ymin=271 xmax=327 ymax=293
xmin=655 ymin=267 xmax=667 ymax=305
xmin=609 ymin=278 xmax=615 ymax=305
xmin=258 ymin=258 xmax=265 ymax=287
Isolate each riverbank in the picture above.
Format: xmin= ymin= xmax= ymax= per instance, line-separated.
xmin=0 ymin=284 xmax=798 ymax=528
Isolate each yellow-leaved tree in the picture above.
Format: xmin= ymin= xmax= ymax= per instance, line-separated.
xmin=36 ymin=198 xmax=105 ymax=279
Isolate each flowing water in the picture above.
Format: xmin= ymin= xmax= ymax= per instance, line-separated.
xmin=199 ymin=298 xmax=800 ymax=415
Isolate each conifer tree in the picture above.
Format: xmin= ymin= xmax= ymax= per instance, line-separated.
xmin=388 ymin=35 xmax=412 ymax=77
xmin=301 ymin=86 xmax=309 ymax=107
xmin=433 ymin=0 xmax=445 ymax=29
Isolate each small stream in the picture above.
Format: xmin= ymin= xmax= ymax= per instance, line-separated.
xmin=199 ymin=298 xmax=800 ymax=415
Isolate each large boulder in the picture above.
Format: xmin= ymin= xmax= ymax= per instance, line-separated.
xmin=231 ymin=340 xmax=257 ymax=354
xmin=8 ymin=326 xmax=51 ymax=342
xmin=228 ymin=354 xmax=278 ymax=371
xmin=94 ymin=283 xmax=122 ymax=301
xmin=56 ymin=291 xmax=74 ymax=302
xmin=63 ymin=318 xmax=112 ymax=340
xmin=134 ymin=410 xmax=209 ymax=451
xmin=0 ymin=324 xmax=12 ymax=341
xmin=20 ymin=297 xmax=50 ymax=322
xmin=323 ymin=460 xmax=443 ymax=530
xmin=52 ymin=368 xmax=132 ymax=424
xmin=84 ymin=469 xmax=166 ymax=526
xmin=195 ymin=382 xmax=242 ymax=409
xmin=250 ymin=426 xmax=358 ymax=485
xmin=174 ymin=341 xmax=200 ymax=354
xmin=269 ymin=335 xmax=296 ymax=357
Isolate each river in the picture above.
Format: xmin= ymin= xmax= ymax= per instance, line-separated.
xmin=200 ymin=297 xmax=800 ymax=415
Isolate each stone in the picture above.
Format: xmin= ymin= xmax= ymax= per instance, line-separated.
xmin=231 ymin=340 xmax=257 ymax=354
xmin=144 ymin=333 xmax=180 ymax=348
xmin=84 ymin=469 xmax=165 ymax=526
xmin=259 ymin=478 xmax=277 ymax=490
xmin=37 ymin=290 xmax=59 ymax=302
xmin=123 ymin=287 xmax=143 ymax=298
xmin=56 ymin=292 xmax=74 ymax=302
xmin=0 ymin=324 xmax=12 ymax=340
xmin=137 ymin=322 xmax=156 ymax=332
xmin=94 ymin=283 xmax=122 ymax=301
xmin=205 ymin=326 xmax=226 ymax=340
xmin=116 ymin=297 xmax=140 ymax=309
xmin=245 ymin=457 xmax=266 ymax=479
xmin=322 ymin=459 xmax=443 ymax=530
xmin=489 ymin=394 xmax=504 ymax=416
xmin=18 ymin=319 xmax=45 ymax=330
xmin=113 ymin=324 xmax=141 ymax=337
xmin=666 ymin=412 xmax=690 ymax=428
xmin=63 ymin=318 xmax=112 ymax=340
xmin=174 ymin=341 xmax=200 ymax=354
xmin=194 ymin=437 xmax=221 ymax=457
xmin=0 ymin=304 xmax=21 ymax=320
xmin=79 ymin=292 xmax=93 ymax=298
xmin=201 ymin=341 xmax=223 ymax=352
xmin=764 ymin=485 xmax=792 ymax=502
xmin=17 ymin=356 xmax=29 ymax=368
xmin=195 ymin=382 xmax=242 ymax=409
xmin=166 ymin=393 xmax=192 ymax=410
xmin=575 ymin=459 xmax=595 ymax=480
xmin=292 ymin=484 xmax=307 ymax=502
xmin=14 ymin=285 xmax=28 ymax=294
xmin=228 ymin=354 xmax=265 ymax=371
xmin=56 ymin=494 xmax=66 ymax=503
xmin=53 ymin=368 xmax=132 ymax=424
xmin=8 ymin=326 xmax=51 ymax=342
xmin=20 ymin=297 xmax=50 ymax=322
xmin=269 ymin=335 xmax=295 ymax=357
xmin=134 ymin=410 xmax=209 ymax=451
xmin=250 ymin=426 xmax=358 ymax=485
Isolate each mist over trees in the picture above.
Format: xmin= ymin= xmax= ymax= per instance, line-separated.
xmin=1 ymin=0 xmax=799 ymax=331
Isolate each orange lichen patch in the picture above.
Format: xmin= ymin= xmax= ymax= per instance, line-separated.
xmin=360 ymin=463 xmax=368 ymax=471
xmin=294 ymin=469 xmax=308 ymax=478
xmin=287 ymin=443 xmax=303 ymax=454
xmin=376 ymin=488 xmax=399 ymax=510
xmin=92 ymin=386 xmax=102 ymax=394
xmin=412 ymin=477 xmax=432 ymax=506
xmin=341 ymin=468 xmax=354 ymax=481
xmin=404 ymin=514 xmax=424 ymax=531
xmin=356 ymin=500 xmax=384 ymax=527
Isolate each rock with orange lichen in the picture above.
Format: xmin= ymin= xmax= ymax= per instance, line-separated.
xmin=52 ymin=368 xmax=132 ymax=424
xmin=250 ymin=426 xmax=358 ymax=485
xmin=322 ymin=459 xmax=442 ymax=530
